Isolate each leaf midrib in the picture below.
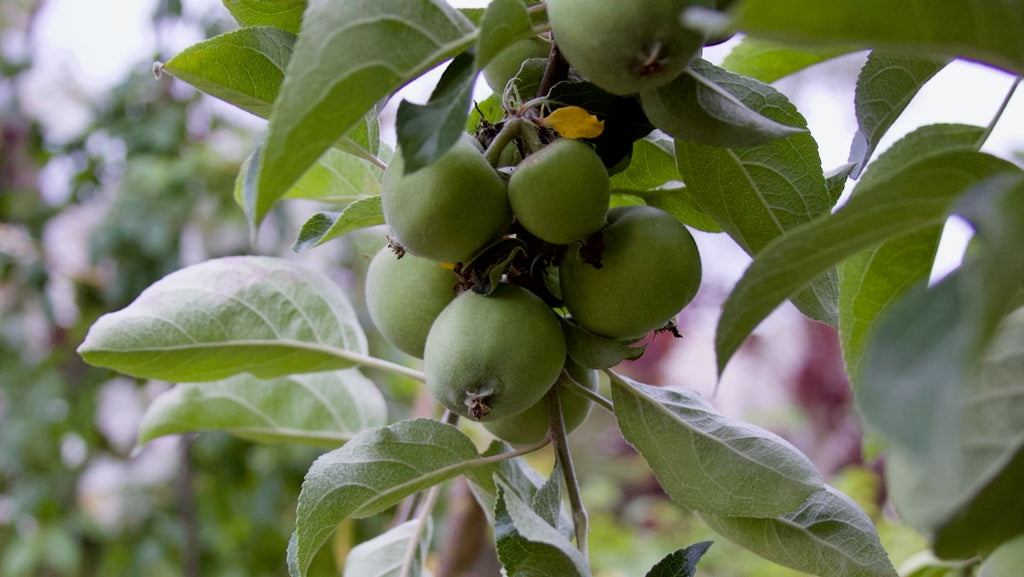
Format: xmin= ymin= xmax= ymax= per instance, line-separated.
xmin=617 ymin=380 xmax=819 ymax=491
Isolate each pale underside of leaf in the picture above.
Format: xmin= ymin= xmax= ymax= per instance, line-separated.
xmin=493 ymin=480 xmax=590 ymax=577
xmin=611 ymin=374 xmax=823 ymax=517
xmin=77 ymin=256 xmax=366 ymax=382
xmin=342 ymin=518 xmax=432 ymax=577
xmin=700 ymin=486 xmax=898 ymax=577
xmin=293 ymin=419 xmax=483 ymax=577
xmin=137 ymin=369 xmax=388 ymax=448
xmin=466 ymin=441 xmax=572 ymax=534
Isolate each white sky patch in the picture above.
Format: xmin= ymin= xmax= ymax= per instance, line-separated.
xmin=32 ymin=0 xmax=158 ymax=92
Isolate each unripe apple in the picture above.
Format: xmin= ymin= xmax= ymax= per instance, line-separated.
xmin=482 ymin=358 xmax=597 ymax=445
xmin=365 ymin=247 xmax=459 ymax=358
xmin=559 ymin=205 xmax=701 ymax=339
xmin=507 ymin=138 xmax=610 ymax=245
xmin=484 ymin=36 xmax=551 ymax=93
xmin=424 ymin=284 xmax=566 ymax=422
xmin=547 ymin=0 xmax=712 ymax=95
xmin=382 ymin=135 xmax=511 ymax=263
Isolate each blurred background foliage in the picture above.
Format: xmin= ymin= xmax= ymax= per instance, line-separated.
xmin=1 ymin=1 xmax=933 ymax=576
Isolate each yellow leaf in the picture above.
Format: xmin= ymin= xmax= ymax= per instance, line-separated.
xmin=541 ymin=106 xmax=605 ymax=139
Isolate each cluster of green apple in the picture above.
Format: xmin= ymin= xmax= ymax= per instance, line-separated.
xmin=365 ymin=128 xmax=701 ymax=443
xmin=361 ymin=0 xmax=725 ymax=443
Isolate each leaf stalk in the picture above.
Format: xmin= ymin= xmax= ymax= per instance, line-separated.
xmin=483 ymin=118 xmax=544 ymax=166
xmin=560 ymin=368 xmax=615 ymax=413
xmin=547 ymin=387 xmax=589 ymax=560
xmin=397 ymin=484 xmax=441 ymax=577
xmin=327 ymin=347 xmax=426 ymax=382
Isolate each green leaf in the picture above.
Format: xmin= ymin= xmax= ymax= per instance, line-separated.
xmin=467 ymin=441 xmax=572 ymax=533
xmin=863 ymin=177 xmax=1024 ymax=559
xmin=701 ymin=486 xmax=898 ymax=577
xmin=897 ymin=552 xmax=965 ymax=577
xmin=644 ymin=542 xmax=713 ymax=577
xmin=342 ymin=519 xmax=432 ymax=577
xmin=237 ymin=113 xmax=385 ymax=229
xmin=77 ymin=256 xmax=367 ymax=382
xmin=292 ymin=196 xmax=385 ymax=253
xmin=641 ymin=59 xmax=805 ymax=148
xmin=721 ymin=37 xmax=855 ymax=83
xmin=254 ymin=0 xmax=475 ymax=227
xmin=337 ymin=108 xmax=385 ymax=161
xmin=531 ymin=459 xmax=566 ymax=535
xmin=474 ymin=0 xmax=533 ymax=68
xmin=881 ymin=302 xmax=1024 ymax=558
xmin=734 ymin=0 xmax=1024 ymax=75
xmin=223 ymin=0 xmax=306 ymax=34
xmin=236 ymin=147 xmax=382 ymax=210
xmin=714 ymin=146 xmax=1017 ymax=375
xmin=825 ymin=163 xmax=856 ymax=205
xmin=158 ymin=26 xmax=294 ymax=118
xmin=856 ymin=124 xmax=986 ymax=193
xmin=838 ymin=125 xmax=983 ymax=385
xmin=979 ymin=534 xmax=1024 ymax=577
xmin=860 ymin=174 xmax=1024 ymax=460
xmin=137 ymin=369 xmax=387 ymax=448
xmin=674 ymin=75 xmax=837 ymax=325
xmin=395 ymin=50 xmax=477 ymax=175
xmin=849 ymin=52 xmax=949 ymax=177
xmin=608 ymin=133 xmax=682 ymax=191
xmin=933 ymin=445 xmax=1024 ymax=559
xmin=631 ymin=188 xmax=722 ymax=233
xmin=493 ymin=480 xmax=591 ymax=577
xmin=607 ymin=134 xmax=721 ymax=232
xmin=293 ymin=419 xmax=483 ymax=577
xmin=609 ymin=373 xmax=823 ymax=517
xmin=838 ymin=228 xmax=941 ymax=386
xmin=284 ymin=148 xmax=383 ymax=201
xmin=467 ymin=92 xmax=503 ymax=133
xmin=459 ymin=8 xmax=485 ymax=26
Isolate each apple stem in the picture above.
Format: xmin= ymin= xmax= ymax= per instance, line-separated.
xmin=397 ymin=483 xmax=441 ymax=577
xmin=560 ymin=369 xmax=615 ymax=412
xmin=483 ymin=118 xmax=545 ymax=167
xmin=547 ymin=387 xmax=590 ymax=561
